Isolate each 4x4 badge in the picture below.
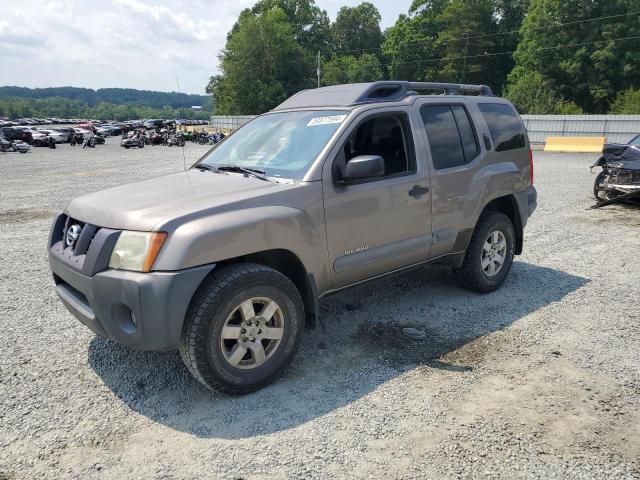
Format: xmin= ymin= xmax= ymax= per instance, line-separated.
xmin=65 ymin=224 xmax=82 ymax=248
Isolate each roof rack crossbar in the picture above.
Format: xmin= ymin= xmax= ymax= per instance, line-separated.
xmin=407 ymin=82 xmax=493 ymax=96
xmin=349 ymin=81 xmax=493 ymax=105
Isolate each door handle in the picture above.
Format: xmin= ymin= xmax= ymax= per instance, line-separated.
xmin=483 ymin=134 xmax=493 ymax=151
xmin=409 ymin=185 xmax=429 ymax=198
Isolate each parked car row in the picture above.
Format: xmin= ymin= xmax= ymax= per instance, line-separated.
xmin=0 ymin=118 xmax=211 ymax=151
xmin=0 ymin=117 xmax=99 ymax=127
xmin=0 ymin=125 xmax=103 ymax=147
xmin=1 ymin=126 xmax=77 ymax=144
xmin=0 ymin=118 xmax=209 ymax=128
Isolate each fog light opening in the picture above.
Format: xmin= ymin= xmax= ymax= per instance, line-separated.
xmin=114 ymin=304 xmax=137 ymax=334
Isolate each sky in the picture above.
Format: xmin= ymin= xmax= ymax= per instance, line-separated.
xmin=0 ymin=0 xmax=411 ymax=95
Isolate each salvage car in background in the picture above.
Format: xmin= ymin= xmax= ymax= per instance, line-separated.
xmin=592 ymin=135 xmax=640 ymax=207
xmin=53 ymin=127 xmax=75 ymax=142
xmin=37 ymin=129 xmax=67 ymax=143
xmin=1 ymin=135 xmax=30 ymax=153
xmin=97 ymin=125 xmax=123 ymax=136
xmin=1 ymin=126 xmax=33 ymax=143
xmin=121 ymin=133 xmax=145 ymax=149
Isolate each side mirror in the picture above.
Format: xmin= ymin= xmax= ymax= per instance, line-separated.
xmin=339 ymin=155 xmax=385 ymax=184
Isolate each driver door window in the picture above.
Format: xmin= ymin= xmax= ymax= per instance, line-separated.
xmin=334 ymin=114 xmax=415 ymax=182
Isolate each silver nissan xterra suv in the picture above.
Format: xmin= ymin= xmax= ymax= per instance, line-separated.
xmin=48 ymin=81 xmax=537 ymax=394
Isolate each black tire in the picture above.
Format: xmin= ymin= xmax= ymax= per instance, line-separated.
xmin=139 ymin=140 xmax=144 ymax=148
xmin=179 ymin=263 xmax=304 ymax=395
xmin=594 ymin=171 xmax=607 ymax=201
xmin=455 ymin=211 xmax=515 ymax=293
xmin=593 ymin=171 xmax=621 ymax=202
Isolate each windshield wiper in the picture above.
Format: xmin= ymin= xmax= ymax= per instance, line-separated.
xmin=217 ymin=165 xmax=271 ymax=182
xmin=192 ymin=163 xmax=219 ymax=173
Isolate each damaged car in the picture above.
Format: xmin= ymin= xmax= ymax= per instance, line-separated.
xmin=591 ymin=136 xmax=640 ymax=208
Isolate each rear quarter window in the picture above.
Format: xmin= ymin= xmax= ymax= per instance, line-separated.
xmin=478 ymin=103 xmax=526 ymax=152
xmin=420 ymin=104 xmax=479 ymax=170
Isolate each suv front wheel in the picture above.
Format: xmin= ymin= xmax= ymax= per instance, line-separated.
xmin=455 ymin=211 xmax=515 ymax=293
xmin=179 ymin=263 xmax=304 ymax=395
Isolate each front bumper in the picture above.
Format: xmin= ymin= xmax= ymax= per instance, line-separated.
xmin=50 ymin=254 xmax=214 ymax=351
xmin=48 ymin=213 xmax=214 ymax=351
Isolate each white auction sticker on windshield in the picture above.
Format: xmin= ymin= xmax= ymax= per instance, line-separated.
xmin=307 ymin=115 xmax=347 ymax=126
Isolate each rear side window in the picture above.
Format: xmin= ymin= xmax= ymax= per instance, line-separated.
xmin=421 ymin=105 xmax=479 ymax=170
xmin=452 ymin=106 xmax=479 ymax=161
xmin=478 ymin=103 xmax=526 ymax=152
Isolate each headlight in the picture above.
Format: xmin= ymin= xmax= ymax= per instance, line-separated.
xmin=109 ymin=231 xmax=167 ymax=272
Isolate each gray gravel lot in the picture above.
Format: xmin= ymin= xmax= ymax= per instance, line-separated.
xmin=1 ymin=139 xmax=639 ymax=479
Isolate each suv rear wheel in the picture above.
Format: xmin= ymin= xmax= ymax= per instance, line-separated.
xmin=455 ymin=211 xmax=515 ymax=293
xmin=179 ymin=263 xmax=304 ymax=395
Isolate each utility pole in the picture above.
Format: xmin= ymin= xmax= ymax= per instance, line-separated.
xmin=176 ymin=76 xmax=181 ymax=111
xmin=316 ymin=51 xmax=321 ymax=88
xmin=461 ymin=36 xmax=469 ymax=83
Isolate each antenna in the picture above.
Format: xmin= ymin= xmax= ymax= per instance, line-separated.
xmin=176 ymin=75 xmax=187 ymax=172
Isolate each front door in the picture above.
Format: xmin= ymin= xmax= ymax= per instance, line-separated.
xmin=322 ymin=109 xmax=432 ymax=289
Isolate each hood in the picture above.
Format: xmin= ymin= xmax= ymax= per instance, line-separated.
xmin=603 ymin=144 xmax=640 ymax=171
xmin=66 ymin=169 xmax=297 ymax=231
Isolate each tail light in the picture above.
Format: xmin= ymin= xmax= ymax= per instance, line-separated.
xmin=529 ymin=148 xmax=534 ymax=185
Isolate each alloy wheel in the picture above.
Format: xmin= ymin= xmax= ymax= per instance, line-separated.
xmin=481 ymin=230 xmax=507 ymax=277
xmin=219 ymin=297 xmax=284 ymax=369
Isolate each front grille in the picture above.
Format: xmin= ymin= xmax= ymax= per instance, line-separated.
xmin=609 ymin=168 xmax=640 ymax=186
xmin=60 ymin=216 xmax=102 ymax=256
xmin=49 ymin=213 xmax=120 ymax=276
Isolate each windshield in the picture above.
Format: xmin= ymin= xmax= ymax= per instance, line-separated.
xmin=198 ymin=110 xmax=348 ymax=180
xmin=629 ymin=135 xmax=640 ymax=146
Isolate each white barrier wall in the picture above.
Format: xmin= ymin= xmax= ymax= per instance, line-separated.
xmin=522 ymin=115 xmax=640 ymax=144
xmin=212 ymin=114 xmax=640 ymax=145
xmin=209 ymin=115 xmax=255 ymax=131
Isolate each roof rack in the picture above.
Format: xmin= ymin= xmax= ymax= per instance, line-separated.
xmin=272 ymin=81 xmax=494 ymax=111
xmin=351 ymin=81 xmax=493 ymax=105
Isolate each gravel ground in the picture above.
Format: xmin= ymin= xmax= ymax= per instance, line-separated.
xmin=1 ymin=140 xmax=639 ymax=479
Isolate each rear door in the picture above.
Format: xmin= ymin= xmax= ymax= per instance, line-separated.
xmin=417 ymin=100 xmax=485 ymax=257
xmin=322 ymin=107 xmax=432 ymax=289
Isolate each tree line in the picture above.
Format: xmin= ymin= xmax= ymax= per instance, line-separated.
xmin=209 ymin=0 xmax=640 ymax=115
xmin=0 ymin=86 xmax=212 ymax=109
xmin=0 ymin=87 xmax=213 ymax=121
xmin=0 ymin=97 xmax=211 ymax=121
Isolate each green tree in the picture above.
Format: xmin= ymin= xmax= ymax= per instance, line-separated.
xmin=322 ymin=53 xmax=382 ymax=85
xmin=505 ymin=72 xmax=558 ymax=114
xmin=235 ymin=0 xmax=330 ymax=53
xmin=493 ymin=0 xmax=530 ymax=86
xmin=610 ymin=88 xmax=640 ymax=114
xmin=214 ymin=7 xmax=314 ymax=114
xmin=435 ymin=0 xmax=501 ymax=87
xmin=382 ymin=0 xmax=528 ymax=90
xmin=509 ymin=0 xmax=640 ymax=113
xmin=382 ymin=1 xmax=446 ymax=81
xmin=330 ymin=3 xmax=383 ymax=56
xmin=505 ymin=71 xmax=583 ymax=114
